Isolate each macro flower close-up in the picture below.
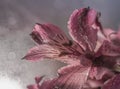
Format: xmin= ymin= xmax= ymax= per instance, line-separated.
xmin=23 ymin=7 xmax=120 ymax=89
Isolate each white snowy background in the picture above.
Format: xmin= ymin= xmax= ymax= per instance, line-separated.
xmin=0 ymin=0 xmax=120 ymax=89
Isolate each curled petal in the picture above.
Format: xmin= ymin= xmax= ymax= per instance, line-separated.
xmin=95 ymin=29 xmax=113 ymax=53
xmin=32 ymin=23 xmax=70 ymax=46
xmin=102 ymin=74 xmax=120 ymax=89
xmin=104 ymin=28 xmax=120 ymax=46
xmin=30 ymin=30 xmax=43 ymax=44
xmin=31 ymin=23 xmax=84 ymax=56
xmin=104 ymin=29 xmax=116 ymax=40
xmin=68 ymin=7 xmax=100 ymax=52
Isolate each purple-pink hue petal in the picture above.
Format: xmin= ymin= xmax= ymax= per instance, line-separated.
xmin=33 ymin=23 xmax=70 ymax=46
xmin=23 ymin=44 xmax=60 ymax=61
xmin=68 ymin=7 xmax=99 ymax=52
xmin=102 ymin=74 xmax=120 ymax=89
xmin=27 ymin=84 xmax=39 ymax=89
xmin=24 ymin=7 xmax=120 ymax=89
xmin=96 ymin=40 xmax=120 ymax=57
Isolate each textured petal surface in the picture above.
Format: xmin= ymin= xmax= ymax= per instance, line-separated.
xmin=89 ymin=67 xmax=114 ymax=81
xmin=55 ymin=65 xmax=91 ymax=89
xmin=23 ymin=44 xmax=60 ymax=61
xmin=58 ymin=59 xmax=91 ymax=76
xmin=40 ymin=65 xmax=91 ymax=89
xmin=23 ymin=44 xmax=83 ymax=64
xmin=102 ymin=74 xmax=120 ymax=89
xmin=32 ymin=23 xmax=70 ymax=46
xmin=24 ymin=23 xmax=85 ymax=63
xmin=104 ymin=28 xmax=120 ymax=46
xmin=96 ymin=40 xmax=120 ymax=57
xmin=104 ymin=29 xmax=116 ymax=39
xmin=68 ymin=7 xmax=100 ymax=52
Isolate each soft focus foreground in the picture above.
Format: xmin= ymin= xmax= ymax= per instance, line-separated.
xmin=24 ymin=7 xmax=120 ymax=89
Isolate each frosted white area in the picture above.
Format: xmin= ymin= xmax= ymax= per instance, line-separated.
xmin=0 ymin=75 xmax=23 ymax=89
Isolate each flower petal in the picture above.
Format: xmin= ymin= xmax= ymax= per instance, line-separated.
xmin=23 ymin=44 xmax=60 ymax=61
xmin=55 ymin=65 xmax=91 ymax=89
xmin=86 ymin=79 xmax=103 ymax=88
xmin=39 ymin=79 xmax=56 ymax=89
xmin=102 ymin=74 xmax=120 ymax=89
xmin=31 ymin=23 xmax=84 ymax=56
xmin=27 ymin=84 xmax=39 ymax=89
xmin=32 ymin=23 xmax=70 ymax=46
xmin=37 ymin=65 xmax=91 ymax=89
xmin=26 ymin=62 xmax=92 ymax=89
xmin=35 ymin=76 xmax=44 ymax=84
xmin=111 ymin=29 xmax=120 ymax=46
xmin=68 ymin=7 xmax=100 ymax=52
xmin=104 ymin=28 xmax=120 ymax=46
xmin=104 ymin=29 xmax=116 ymax=40
xmin=30 ymin=30 xmax=43 ymax=44
xmin=23 ymin=44 xmax=83 ymax=64
xmin=58 ymin=61 xmax=91 ymax=76
xmin=96 ymin=40 xmax=120 ymax=57
xmin=89 ymin=67 xmax=114 ymax=81
xmin=100 ymin=56 xmax=118 ymax=69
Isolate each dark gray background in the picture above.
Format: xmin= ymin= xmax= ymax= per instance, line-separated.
xmin=0 ymin=0 xmax=120 ymax=89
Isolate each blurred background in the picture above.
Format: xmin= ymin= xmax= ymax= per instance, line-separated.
xmin=0 ymin=0 xmax=120 ymax=89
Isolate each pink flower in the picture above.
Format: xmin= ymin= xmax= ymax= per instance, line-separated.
xmin=24 ymin=7 xmax=120 ymax=89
